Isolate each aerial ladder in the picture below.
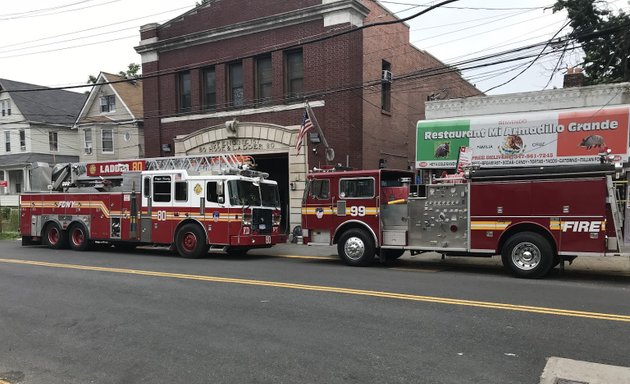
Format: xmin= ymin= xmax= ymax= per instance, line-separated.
xmin=48 ymin=153 xmax=263 ymax=192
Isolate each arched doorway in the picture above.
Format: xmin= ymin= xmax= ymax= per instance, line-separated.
xmin=173 ymin=121 xmax=308 ymax=234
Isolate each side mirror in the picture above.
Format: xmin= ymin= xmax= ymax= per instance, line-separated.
xmin=218 ymin=196 xmax=224 ymax=204
xmin=216 ymin=182 xmax=224 ymax=196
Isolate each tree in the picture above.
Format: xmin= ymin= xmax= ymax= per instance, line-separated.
xmin=118 ymin=63 xmax=141 ymax=79
xmin=87 ymin=63 xmax=141 ymax=84
xmin=553 ymin=0 xmax=630 ymax=84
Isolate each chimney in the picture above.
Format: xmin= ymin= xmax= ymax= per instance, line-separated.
xmin=563 ymin=67 xmax=584 ymax=88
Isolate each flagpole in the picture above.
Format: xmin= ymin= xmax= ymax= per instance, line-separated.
xmin=305 ymin=101 xmax=328 ymax=149
xmin=305 ymin=101 xmax=334 ymax=162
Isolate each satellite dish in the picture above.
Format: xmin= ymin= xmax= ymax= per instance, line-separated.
xmin=325 ymin=147 xmax=335 ymax=162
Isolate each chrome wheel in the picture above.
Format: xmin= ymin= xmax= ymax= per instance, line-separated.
xmin=344 ymin=236 xmax=365 ymax=261
xmin=511 ymin=241 xmax=541 ymax=271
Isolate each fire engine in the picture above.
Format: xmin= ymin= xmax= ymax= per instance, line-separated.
xmin=300 ymin=158 xmax=628 ymax=278
xmin=20 ymin=154 xmax=285 ymax=258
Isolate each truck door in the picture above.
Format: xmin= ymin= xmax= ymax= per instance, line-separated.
xmin=303 ymin=177 xmax=334 ymax=244
xmin=336 ymin=176 xmax=379 ymax=244
xmin=151 ymin=175 xmax=174 ymax=244
xmin=140 ymin=175 xmax=152 ymax=243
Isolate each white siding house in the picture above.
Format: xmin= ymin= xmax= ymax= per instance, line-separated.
xmin=0 ymin=79 xmax=85 ymax=205
xmin=75 ymin=72 xmax=144 ymax=162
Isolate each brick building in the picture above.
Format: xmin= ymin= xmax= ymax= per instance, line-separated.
xmin=134 ymin=0 xmax=479 ymax=231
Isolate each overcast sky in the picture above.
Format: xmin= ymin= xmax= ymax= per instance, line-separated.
xmin=1 ymin=0 xmax=628 ymax=95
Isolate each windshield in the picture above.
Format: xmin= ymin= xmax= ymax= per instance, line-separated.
xmin=228 ymin=180 xmax=280 ymax=207
xmin=261 ymin=183 xmax=280 ymax=207
xmin=229 ymin=180 xmax=261 ymax=206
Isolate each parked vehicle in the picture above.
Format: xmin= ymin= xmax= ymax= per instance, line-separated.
xmin=20 ymin=154 xmax=285 ymax=258
xmin=300 ymin=158 xmax=627 ymax=278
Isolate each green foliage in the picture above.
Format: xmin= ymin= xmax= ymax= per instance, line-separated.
xmin=553 ymin=0 xmax=630 ymax=84
xmin=118 ymin=63 xmax=141 ymax=79
xmin=0 ymin=207 xmax=19 ymax=234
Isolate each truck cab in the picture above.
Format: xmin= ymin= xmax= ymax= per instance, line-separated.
xmin=301 ymin=168 xmax=413 ymax=265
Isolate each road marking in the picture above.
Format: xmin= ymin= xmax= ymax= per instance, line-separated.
xmin=1 ymin=258 xmax=629 ymax=323
xmin=273 ymin=254 xmax=336 ymax=261
xmin=252 ymin=254 xmax=443 ymax=272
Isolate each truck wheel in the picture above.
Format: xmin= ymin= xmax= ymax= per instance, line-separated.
xmin=43 ymin=222 xmax=68 ymax=250
xmin=337 ymin=228 xmax=375 ymax=266
xmin=501 ymin=232 xmax=554 ymax=278
xmin=175 ymin=224 xmax=208 ymax=259
xmin=68 ymin=223 xmax=90 ymax=251
xmin=380 ymin=249 xmax=405 ymax=261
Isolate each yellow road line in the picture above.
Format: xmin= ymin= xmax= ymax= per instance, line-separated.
xmin=273 ymin=254 xmax=336 ymax=261
xmin=1 ymin=258 xmax=628 ymax=323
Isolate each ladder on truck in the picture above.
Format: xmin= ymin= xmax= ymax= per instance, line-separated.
xmin=51 ymin=153 xmax=259 ymax=191
xmin=143 ymin=153 xmax=255 ymax=174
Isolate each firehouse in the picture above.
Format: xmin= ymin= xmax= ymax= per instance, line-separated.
xmin=20 ymin=154 xmax=285 ymax=258
xmin=300 ymin=156 xmax=627 ymax=278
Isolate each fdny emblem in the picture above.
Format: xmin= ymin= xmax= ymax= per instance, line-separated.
xmin=89 ymin=164 xmax=97 ymax=175
xmin=315 ymin=207 xmax=324 ymax=219
xmin=194 ymin=183 xmax=202 ymax=195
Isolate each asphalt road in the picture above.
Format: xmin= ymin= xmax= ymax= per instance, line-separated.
xmin=0 ymin=240 xmax=628 ymax=384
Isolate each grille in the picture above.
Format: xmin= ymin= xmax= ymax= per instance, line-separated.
xmin=252 ymin=208 xmax=272 ymax=234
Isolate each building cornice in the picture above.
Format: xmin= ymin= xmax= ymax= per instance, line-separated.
xmin=426 ymin=82 xmax=630 ymax=117
xmin=135 ymin=0 xmax=369 ymax=55
xmin=161 ymin=100 xmax=325 ymax=124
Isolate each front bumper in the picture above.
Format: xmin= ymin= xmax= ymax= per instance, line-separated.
xmin=230 ymin=233 xmax=286 ymax=247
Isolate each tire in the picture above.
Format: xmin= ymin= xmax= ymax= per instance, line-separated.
xmin=337 ymin=228 xmax=375 ymax=267
xmin=226 ymin=247 xmax=250 ymax=256
xmin=43 ymin=222 xmax=68 ymax=250
xmin=68 ymin=223 xmax=90 ymax=251
xmin=175 ymin=224 xmax=208 ymax=259
xmin=501 ymin=232 xmax=554 ymax=278
xmin=380 ymin=248 xmax=405 ymax=261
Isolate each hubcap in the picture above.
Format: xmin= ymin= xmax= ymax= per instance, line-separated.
xmin=48 ymin=227 xmax=59 ymax=245
xmin=511 ymin=242 xmax=541 ymax=271
xmin=344 ymin=236 xmax=365 ymax=260
xmin=182 ymin=232 xmax=197 ymax=252
xmin=72 ymin=228 xmax=84 ymax=246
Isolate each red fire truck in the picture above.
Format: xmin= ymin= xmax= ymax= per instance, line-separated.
xmin=20 ymin=154 xmax=285 ymax=258
xmin=300 ymin=160 xmax=627 ymax=278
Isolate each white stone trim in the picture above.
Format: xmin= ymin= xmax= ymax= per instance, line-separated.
xmin=173 ymin=121 xmax=309 ymax=231
xmin=426 ymin=82 xmax=630 ymax=119
xmin=135 ymin=1 xmax=369 ymax=55
xmin=162 ymin=100 xmax=325 ymax=124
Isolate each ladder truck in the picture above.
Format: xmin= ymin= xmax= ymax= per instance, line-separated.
xmin=20 ymin=154 xmax=286 ymax=258
xmin=300 ymin=156 xmax=628 ymax=278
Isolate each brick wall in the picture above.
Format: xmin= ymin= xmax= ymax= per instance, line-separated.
xmin=140 ymin=0 xmax=480 ymax=169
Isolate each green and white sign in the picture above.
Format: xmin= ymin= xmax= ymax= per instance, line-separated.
xmin=416 ymin=106 xmax=630 ymax=169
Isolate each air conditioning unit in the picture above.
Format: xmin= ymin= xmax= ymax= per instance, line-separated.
xmin=84 ymin=145 xmax=92 ymax=154
xmin=382 ymin=70 xmax=393 ymax=83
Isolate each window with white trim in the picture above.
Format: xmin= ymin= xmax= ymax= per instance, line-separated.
xmin=49 ymin=131 xmax=58 ymax=152
xmin=101 ymin=129 xmax=113 ymax=153
xmin=19 ymin=130 xmax=25 ymax=150
xmin=1 ymin=100 xmax=10 ymax=117
xmin=4 ymin=131 xmax=10 ymax=152
xmin=84 ymin=128 xmax=93 ymax=153
xmin=100 ymin=95 xmax=116 ymax=113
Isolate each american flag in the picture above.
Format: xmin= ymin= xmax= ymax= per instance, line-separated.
xmin=295 ymin=110 xmax=314 ymax=154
